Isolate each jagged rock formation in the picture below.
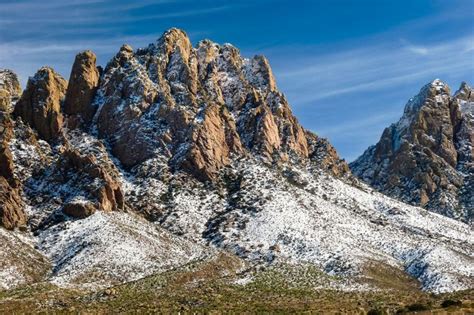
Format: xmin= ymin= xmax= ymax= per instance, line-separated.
xmin=94 ymin=28 xmax=346 ymax=181
xmin=64 ymin=50 xmax=100 ymax=127
xmin=14 ymin=67 xmax=67 ymax=142
xmin=351 ymin=80 xmax=474 ymax=222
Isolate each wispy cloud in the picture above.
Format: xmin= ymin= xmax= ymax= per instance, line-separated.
xmin=0 ymin=0 xmax=472 ymax=161
xmin=401 ymin=39 xmax=429 ymax=55
xmin=267 ymin=36 xmax=473 ymax=105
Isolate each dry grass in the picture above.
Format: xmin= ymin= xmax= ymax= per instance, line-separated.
xmin=1 ymin=254 xmax=473 ymax=313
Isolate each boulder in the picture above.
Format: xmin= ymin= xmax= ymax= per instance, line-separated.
xmin=63 ymin=201 xmax=96 ymax=219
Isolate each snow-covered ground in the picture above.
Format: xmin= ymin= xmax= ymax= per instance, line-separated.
xmin=0 ymin=228 xmax=48 ymax=290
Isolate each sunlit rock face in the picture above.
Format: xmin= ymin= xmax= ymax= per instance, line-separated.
xmin=14 ymin=67 xmax=67 ymax=142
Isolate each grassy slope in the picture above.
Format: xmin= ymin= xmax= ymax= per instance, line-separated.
xmin=0 ymin=253 xmax=472 ymax=313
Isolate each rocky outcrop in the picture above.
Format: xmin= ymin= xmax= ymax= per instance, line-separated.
xmin=60 ymin=148 xmax=124 ymax=213
xmin=94 ymin=28 xmax=340 ymax=181
xmin=0 ymin=176 xmax=26 ymax=230
xmin=0 ymin=114 xmax=16 ymax=182
xmin=0 ymin=87 xmax=26 ymax=230
xmin=0 ymin=70 xmax=22 ymax=112
xmin=178 ymin=103 xmax=244 ymax=181
xmin=64 ymin=50 xmax=100 ymax=126
xmin=1 ymin=29 xmax=349 ymax=230
xmin=63 ymin=201 xmax=96 ymax=219
xmin=351 ymin=80 xmax=473 ymax=222
xmin=14 ymin=67 xmax=67 ymax=142
xmin=306 ymin=131 xmax=350 ymax=178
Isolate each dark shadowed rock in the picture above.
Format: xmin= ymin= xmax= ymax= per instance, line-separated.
xmin=0 ymin=176 xmax=26 ymax=230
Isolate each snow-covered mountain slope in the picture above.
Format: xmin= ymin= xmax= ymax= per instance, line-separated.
xmin=123 ymin=157 xmax=473 ymax=293
xmin=37 ymin=211 xmax=210 ymax=288
xmin=351 ymin=80 xmax=473 ymax=223
xmin=0 ymin=30 xmax=473 ymax=295
xmin=0 ymin=228 xmax=49 ymax=290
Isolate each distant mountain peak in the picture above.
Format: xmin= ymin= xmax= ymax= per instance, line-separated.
xmin=351 ymin=79 xmax=474 ymax=222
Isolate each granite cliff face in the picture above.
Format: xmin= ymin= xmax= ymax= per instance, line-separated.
xmin=351 ymin=80 xmax=473 ymax=223
xmin=0 ymin=29 xmax=472 ymax=294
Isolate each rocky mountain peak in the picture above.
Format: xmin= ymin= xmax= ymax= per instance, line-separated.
xmin=351 ymin=79 xmax=473 ymax=222
xmin=454 ymin=81 xmax=473 ymax=101
xmin=13 ymin=67 xmax=67 ymax=142
xmin=94 ymin=28 xmax=347 ymax=180
xmin=64 ymin=50 xmax=100 ymax=127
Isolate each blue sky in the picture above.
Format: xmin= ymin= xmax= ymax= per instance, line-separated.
xmin=1 ymin=0 xmax=473 ymax=161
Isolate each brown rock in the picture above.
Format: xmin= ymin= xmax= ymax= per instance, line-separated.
xmin=63 ymin=201 xmax=96 ymax=218
xmin=93 ymin=28 xmax=344 ymax=183
xmin=0 ymin=176 xmax=26 ymax=230
xmin=0 ymin=111 xmax=26 ymax=230
xmin=14 ymin=67 xmax=67 ymax=142
xmin=306 ymin=131 xmax=349 ymax=177
xmin=64 ymin=50 xmax=100 ymax=125
xmin=62 ymin=149 xmax=124 ymax=212
xmin=0 ymin=89 xmax=11 ymax=112
xmin=244 ymin=55 xmax=277 ymax=92
xmin=351 ymin=80 xmax=473 ymax=221
xmin=180 ymin=103 xmax=243 ymax=180
xmin=0 ymin=113 xmax=15 ymax=182
xmin=0 ymin=69 xmax=22 ymax=101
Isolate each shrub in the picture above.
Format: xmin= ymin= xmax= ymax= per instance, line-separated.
xmin=441 ymin=299 xmax=462 ymax=308
xmin=406 ymin=303 xmax=429 ymax=311
xmin=367 ymin=309 xmax=383 ymax=315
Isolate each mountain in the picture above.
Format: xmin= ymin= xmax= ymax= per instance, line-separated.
xmin=351 ymin=80 xmax=473 ymax=223
xmin=0 ymin=29 xmax=473 ymax=311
